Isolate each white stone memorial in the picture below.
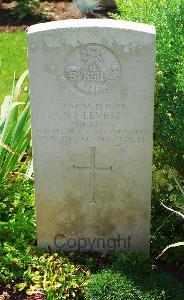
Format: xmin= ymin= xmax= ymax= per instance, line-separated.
xmin=28 ymin=19 xmax=156 ymax=254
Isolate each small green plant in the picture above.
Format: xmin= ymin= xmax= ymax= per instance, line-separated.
xmin=73 ymin=0 xmax=100 ymax=16
xmin=12 ymin=0 xmax=41 ymax=20
xmin=22 ymin=252 xmax=90 ymax=298
xmin=0 ymin=70 xmax=31 ymax=183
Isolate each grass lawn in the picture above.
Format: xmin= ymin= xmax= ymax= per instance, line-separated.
xmin=0 ymin=32 xmax=27 ymax=104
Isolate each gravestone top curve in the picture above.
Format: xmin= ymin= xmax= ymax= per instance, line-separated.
xmin=28 ymin=19 xmax=155 ymax=35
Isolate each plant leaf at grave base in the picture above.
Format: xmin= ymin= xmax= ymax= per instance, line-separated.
xmin=0 ymin=71 xmax=31 ymax=183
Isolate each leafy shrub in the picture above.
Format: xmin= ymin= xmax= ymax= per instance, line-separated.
xmin=12 ymin=0 xmax=41 ymax=20
xmin=0 ymin=177 xmax=90 ymax=299
xmin=0 ymin=177 xmax=35 ymax=284
xmin=23 ymin=252 xmax=90 ymax=298
xmin=112 ymin=0 xmax=184 ymax=172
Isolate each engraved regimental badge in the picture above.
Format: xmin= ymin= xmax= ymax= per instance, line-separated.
xmin=65 ymin=44 xmax=121 ymax=94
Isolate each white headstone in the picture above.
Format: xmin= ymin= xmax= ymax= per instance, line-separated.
xmin=28 ymin=19 xmax=155 ymax=254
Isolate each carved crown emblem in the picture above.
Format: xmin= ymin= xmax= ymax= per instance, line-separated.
xmin=65 ymin=44 xmax=120 ymax=94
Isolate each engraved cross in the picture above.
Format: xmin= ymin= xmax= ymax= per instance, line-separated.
xmin=73 ymin=147 xmax=112 ymax=204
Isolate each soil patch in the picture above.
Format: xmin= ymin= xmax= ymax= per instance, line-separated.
xmin=0 ymin=1 xmax=113 ymax=32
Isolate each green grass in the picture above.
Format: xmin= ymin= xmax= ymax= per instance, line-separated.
xmin=0 ymin=32 xmax=27 ymax=104
xmin=85 ymin=252 xmax=184 ymax=300
xmin=85 ymin=269 xmax=184 ymax=300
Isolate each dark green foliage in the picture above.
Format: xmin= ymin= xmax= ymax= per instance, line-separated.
xmin=0 ymin=177 xmax=35 ymax=283
xmin=12 ymin=0 xmax=42 ymax=20
xmin=85 ymin=252 xmax=184 ymax=300
xmin=0 ymin=177 xmax=90 ymax=299
xmin=112 ymin=0 xmax=184 ymax=172
xmin=151 ymin=168 xmax=184 ymax=260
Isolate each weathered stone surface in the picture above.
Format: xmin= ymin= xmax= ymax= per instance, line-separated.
xmin=28 ymin=19 xmax=156 ymax=254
